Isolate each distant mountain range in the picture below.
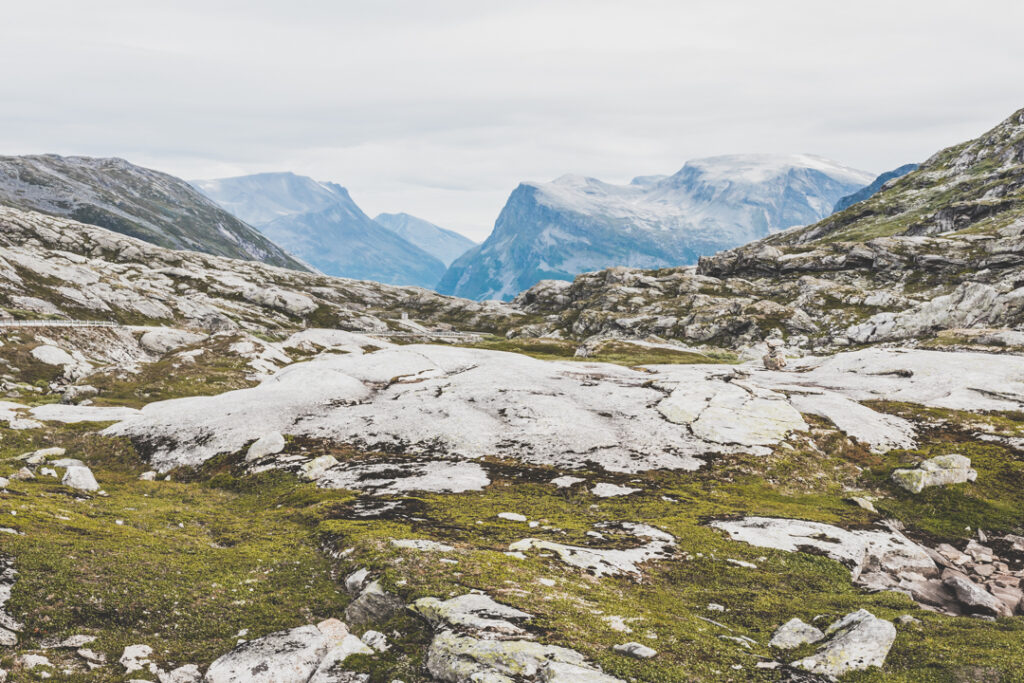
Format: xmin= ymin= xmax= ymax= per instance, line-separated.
xmin=0 ymin=154 xmax=883 ymax=297
xmin=438 ymin=154 xmax=874 ymax=300
xmin=0 ymin=154 xmax=305 ymax=270
xmin=193 ymin=173 xmax=473 ymax=289
xmin=373 ymin=213 xmax=477 ymax=267
xmin=833 ymin=163 xmax=919 ymax=213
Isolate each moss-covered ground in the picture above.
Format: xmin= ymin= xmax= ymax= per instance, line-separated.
xmin=460 ymin=335 xmax=737 ymax=366
xmin=1 ymin=392 xmax=1022 ymax=681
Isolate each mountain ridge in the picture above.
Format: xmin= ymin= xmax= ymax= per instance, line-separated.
xmin=0 ymin=154 xmax=306 ymax=270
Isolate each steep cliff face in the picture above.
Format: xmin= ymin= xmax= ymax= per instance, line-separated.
xmin=438 ymin=155 xmax=871 ymax=301
xmin=0 ymin=155 xmax=305 ymax=270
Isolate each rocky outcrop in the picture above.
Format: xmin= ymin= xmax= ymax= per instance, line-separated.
xmin=101 ymin=346 xmax=1024 ymax=482
xmin=656 ymin=378 xmax=807 ymax=447
xmin=139 ymin=328 xmax=207 ymax=355
xmin=103 ymin=345 xmax=734 ymax=473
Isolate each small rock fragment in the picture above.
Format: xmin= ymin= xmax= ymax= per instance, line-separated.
xmin=497 ymin=512 xmax=528 ymax=522
xmin=344 ymin=582 xmax=405 ymax=626
xmin=612 ymin=642 xmax=657 ymax=659
xmin=300 ymin=455 xmax=338 ymax=480
xmin=316 ymin=618 xmax=349 ymax=643
xmin=361 ymin=630 xmax=389 ymax=652
xmin=591 ymin=483 xmax=640 ymax=497
xmin=120 ymin=644 xmax=154 ymax=673
xmin=344 ymin=568 xmax=371 ymax=595
xmin=769 ymin=618 xmax=824 ymax=649
xmin=245 ymin=432 xmax=285 ymax=461
xmin=159 ymin=664 xmax=202 ymax=683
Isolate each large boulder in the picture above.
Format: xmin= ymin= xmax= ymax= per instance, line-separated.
xmin=61 ymin=465 xmax=100 ymax=492
xmin=413 ymin=594 xmax=531 ymax=637
xmin=307 ymin=635 xmax=372 ymax=683
xmin=139 ymin=328 xmax=207 ymax=355
xmin=791 ymin=609 xmax=896 ymax=676
xmin=891 ymin=454 xmax=977 ymax=493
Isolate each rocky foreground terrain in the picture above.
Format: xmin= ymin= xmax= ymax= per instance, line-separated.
xmin=1 ymin=110 xmax=1024 ymax=681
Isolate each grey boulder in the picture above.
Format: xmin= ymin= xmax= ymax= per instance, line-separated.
xmin=791 ymin=609 xmax=896 ymax=676
xmin=204 ymin=625 xmax=329 ymax=683
xmin=61 ymin=465 xmax=100 ymax=492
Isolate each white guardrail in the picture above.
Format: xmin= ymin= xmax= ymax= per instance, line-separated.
xmin=0 ymin=319 xmax=483 ymax=339
xmin=370 ymin=331 xmax=482 ymax=339
xmin=0 ymin=319 xmax=122 ymax=328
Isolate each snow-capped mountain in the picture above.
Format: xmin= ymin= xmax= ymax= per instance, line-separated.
xmin=437 ymin=154 xmax=874 ymax=301
xmin=0 ymin=155 xmax=305 ymax=270
xmin=374 ymin=212 xmax=476 ymax=267
xmin=193 ymin=173 xmax=446 ymax=289
xmin=191 ymin=172 xmax=349 ymax=227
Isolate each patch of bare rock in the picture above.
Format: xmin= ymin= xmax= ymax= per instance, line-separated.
xmin=713 ymin=517 xmax=1024 ymax=618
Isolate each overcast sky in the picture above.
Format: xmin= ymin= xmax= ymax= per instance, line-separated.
xmin=2 ymin=1 xmax=1023 ymax=240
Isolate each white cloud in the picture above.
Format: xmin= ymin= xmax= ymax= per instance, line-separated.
xmin=1 ymin=0 xmax=1022 ymax=240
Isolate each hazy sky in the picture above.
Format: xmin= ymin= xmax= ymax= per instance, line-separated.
xmin=3 ymin=1 xmax=1023 ymax=240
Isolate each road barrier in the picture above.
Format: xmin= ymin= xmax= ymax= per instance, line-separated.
xmin=0 ymin=319 xmax=121 ymax=329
